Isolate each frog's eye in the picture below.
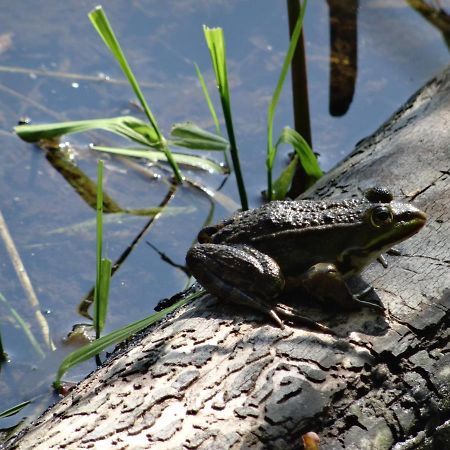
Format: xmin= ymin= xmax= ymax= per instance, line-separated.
xmin=365 ymin=186 xmax=393 ymax=204
xmin=370 ymin=206 xmax=393 ymax=227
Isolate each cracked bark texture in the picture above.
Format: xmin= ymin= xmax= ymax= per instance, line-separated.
xmin=6 ymin=66 xmax=450 ymax=450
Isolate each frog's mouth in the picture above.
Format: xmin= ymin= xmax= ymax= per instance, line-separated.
xmin=367 ymin=207 xmax=427 ymax=254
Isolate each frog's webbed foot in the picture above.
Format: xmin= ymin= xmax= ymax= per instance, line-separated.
xmin=187 ymin=243 xmax=287 ymax=328
xmin=274 ymin=304 xmax=335 ymax=335
xmin=298 ymin=262 xmax=384 ymax=312
xmin=351 ymin=285 xmax=384 ymax=311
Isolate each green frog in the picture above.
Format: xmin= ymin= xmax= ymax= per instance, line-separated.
xmin=186 ymin=187 xmax=427 ymax=332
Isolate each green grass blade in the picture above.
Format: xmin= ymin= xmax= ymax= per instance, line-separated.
xmin=93 ymin=161 xmax=111 ymax=339
xmin=92 ymin=145 xmax=227 ymax=174
xmin=15 ymin=116 xmax=159 ymax=147
xmin=276 ymin=127 xmax=322 ymax=179
xmin=266 ymin=0 xmax=308 ymax=200
xmin=88 ymin=7 xmax=159 ymax=138
xmin=54 ymin=290 xmax=204 ymax=387
xmin=272 ymin=156 xmax=298 ymax=200
xmin=0 ymin=292 xmax=45 ymax=358
xmin=203 ymin=26 xmax=248 ymax=210
xmin=0 ymin=400 xmax=31 ymax=419
xmin=95 ymin=160 xmax=104 ymax=327
xmin=169 ymin=122 xmax=229 ymax=151
xmin=88 ymin=7 xmax=182 ymax=182
xmin=194 ymin=63 xmax=221 ymax=135
xmin=97 ymin=258 xmax=112 ymax=333
xmin=194 ymin=63 xmax=230 ymax=168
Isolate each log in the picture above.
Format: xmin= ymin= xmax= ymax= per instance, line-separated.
xmin=6 ymin=65 xmax=450 ymax=450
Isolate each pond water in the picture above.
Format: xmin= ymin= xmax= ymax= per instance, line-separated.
xmin=0 ymin=0 xmax=449 ymax=433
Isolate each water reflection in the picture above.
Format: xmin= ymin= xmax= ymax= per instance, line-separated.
xmin=327 ymin=0 xmax=358 ymax=116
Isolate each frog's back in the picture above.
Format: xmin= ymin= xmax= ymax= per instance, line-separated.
xmin=209 ymin=199 xmax=368 ymax=244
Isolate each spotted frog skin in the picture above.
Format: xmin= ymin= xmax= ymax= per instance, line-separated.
xmin=186 ymin=188 xmax=427 ymax=332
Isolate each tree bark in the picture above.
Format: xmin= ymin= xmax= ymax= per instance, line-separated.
xmin=7 ymin=66 xmax=450 ymax=450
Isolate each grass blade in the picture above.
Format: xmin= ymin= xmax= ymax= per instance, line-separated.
xmin=88 ymin=7 xmax=182 ymax=182
xmin=266 ymin=0 xmax=309 ymax=200
xmin=88 ymin=7 xmax=159 ymax=139
xmin=276 ymin=127 xmax=322 ymax=177
xmin=169 ymin=122 xmax=229 ymax=151
xmin=272 ymin=156 xmax=298 ymax=200
xmin=194 ymin=63 xmax=230 ymax=167
xmin=97 ymin=258 xmax=112 ymax=334
xmin=271 ymin=127 xmax=322 ymax=199
xmin=0 ymin=292 xmax=45 ymax=358
xmin=0 ymin=400 xmax=31 ymax=419
xmin=203 ymin=26 xmax=248 ymax=210
xmin=15 ymin=116 xmax=159 ymax=147
xmin=54 ymin=290 xmax=204 ymax=387
xmin=194 ymin=63 xmax=221 ymax=135
xmin=93 ymin=161 xmax=112 ymax=339
xmin=92 ymin=145 xmax=227 ymax=174
xmin=94 ymin=160 xmax=104 ymax=339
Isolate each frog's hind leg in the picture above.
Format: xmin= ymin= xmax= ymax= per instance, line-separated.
xmin=186 ymin=243 xmax=286 ymax=327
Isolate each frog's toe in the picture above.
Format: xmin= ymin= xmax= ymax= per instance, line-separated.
xmin=274 ymin=304 xmax=335 ymax=335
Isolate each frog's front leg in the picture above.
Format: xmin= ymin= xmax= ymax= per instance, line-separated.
xmin=297 ymin=262 xmax=385 ymax=311
xmin=186 ymin=243 xmax=286 ymax=327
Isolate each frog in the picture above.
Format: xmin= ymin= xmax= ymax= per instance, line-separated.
xmin=186 ymin=187 xmax=427 ymax=333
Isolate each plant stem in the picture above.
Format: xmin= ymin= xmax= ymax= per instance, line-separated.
xmin=287 ymin=0 xmax=312 ymax=146
xmin=0 ymin=331 xmax=6 ymax=362
xmin=94 ymin=160 xmax=104 ymax=340
xmin=266 ymin=0 xmax=308 ymax=201
xmin=203 ymin=26 xmax=248 ymax=210
xmin=221 ymin=100 xmax=248 ymax=211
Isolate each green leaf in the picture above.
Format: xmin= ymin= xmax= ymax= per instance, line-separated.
xmin=54 ymin=290 xmax=204 ymax=387
xmin=272 ymin=156 xmax=298 ymax=201
xmin=88 ymin=7 xmax=160 ymax=139
xmin=275 ymin=127 xmax=323 ymax=182
xmin=0 ymin=400 xmax=31 ymax=419
xmin=203 ymin=26 xmax=248 ymax=210
xmin=91 ymin=145 xmax=227 ymax=174
xmin=93 ymin=161 xmax=111 ymax=339
xmin=194 ymin=63 xmax=221 ymax=135
xmin=88 ymin=6 xmax=182 ymax=182
xmin=203 ymin=27 xmax=229 ymax=102
xmin=15 ymin=116 xmax=159 ymax=147
xmin=96 ymin=258 xmax=112 ymax=333
xmin=169 ymin=122 xmax=229 ymax=151
xmin=266 ymin=0 xmax=309 ymax=200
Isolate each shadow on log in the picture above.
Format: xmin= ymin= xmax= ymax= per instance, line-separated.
xmin=6 ymin=66 xmax=450 ymax=450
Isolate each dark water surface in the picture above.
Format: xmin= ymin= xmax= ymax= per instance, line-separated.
xmin=0 ymin=0 xmax=448 ymax=431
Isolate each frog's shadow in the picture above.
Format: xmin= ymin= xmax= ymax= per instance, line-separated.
xmin=196 ymin=276 xmax=390 ymax=338
xmin=278 ymin=290 xmax=389 ymax=338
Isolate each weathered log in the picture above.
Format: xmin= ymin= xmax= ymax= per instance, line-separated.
xmin=6 ymin=65 xmax=450 ymax=450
